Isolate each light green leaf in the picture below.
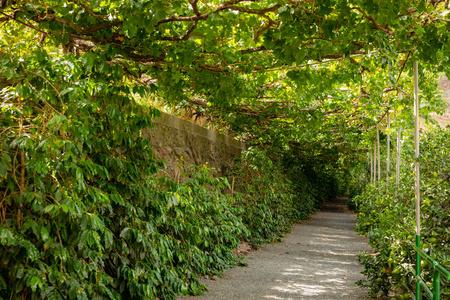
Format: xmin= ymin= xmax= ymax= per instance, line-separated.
xmin=41 ymin=226 xmax=49 ymax=241
xmin=29 ymin=276 xmax=41 ymax=292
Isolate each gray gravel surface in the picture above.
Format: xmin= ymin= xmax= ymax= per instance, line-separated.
xmin=178 ymin=197 xmax=371 ymax=300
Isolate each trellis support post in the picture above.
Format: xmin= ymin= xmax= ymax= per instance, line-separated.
xmin=413 ymin=60 xmax=421 ymax=300
xmin=373 ymin=141 xmax=377 ymax=187
xmin=387 ymin=111 xmax=390 ymax=176
xmin=377 ymin=125 xmax=381 ymax=182
xmin=395 ymin=93 xmax=402 ymax=198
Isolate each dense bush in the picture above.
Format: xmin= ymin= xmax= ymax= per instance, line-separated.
xmin=353 ymin=127 xmax=450 ymax=299
xmin=0 ymin=48 xmax=252 ymax=299
xmin=226 ymin=149 xmax=340 ymax=246
xmin=285 ymin=158 xmax=340 ymax=217
xmin=229 ymin=148 xmax=298 ymax=246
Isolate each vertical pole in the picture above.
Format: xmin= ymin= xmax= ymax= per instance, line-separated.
xmin=377 ymin=125 xmax=381 ymax=182
xmin=414 ymin=60 xmax=421 ymax=300
xmin=395 ymin=126 xmax=402 ymax=198
xmin=433 ymin=270 xmax=440 ymax=300
xmin=387 ymin=111 xmax=390 ymax=176
xmin=370 ymin=151 xmax=373 ymax=183
xmin=395 ymin=93 xmax=402 ymax=198
xmin=373 ymin=141 xmax=377 ymax=187
xmin=416 ymin=235 xmax=421 ymax=300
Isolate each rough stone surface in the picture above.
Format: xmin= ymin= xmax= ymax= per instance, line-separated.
xmin=179 ymin=197 xmax=371 ymax=300
xmin=144 ymin=111 xmax=245 ymax=178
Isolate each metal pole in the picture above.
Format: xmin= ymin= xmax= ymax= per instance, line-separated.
xmin=373 ymin=141 xmax=377 ymax=187
xmin=395 ymin=93 xmax=402 ymax=198
xmin=377 ymin=125 xmax=381 ymax=182
xmin=414 ymin=60 xmax=421 ymax=300
xmin=395 ymin=126 xmax=402 ymax=197
xmin=414 ymin=61 xmax=421 ymax=238
xmin=387 ymin=112 xmax=390 ymax=176
xmin=433 ymin=270 xmax=440 ymax=300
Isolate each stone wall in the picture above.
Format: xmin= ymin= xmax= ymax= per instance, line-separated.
xmin=143 ymin=111 xmax=245 ymax=178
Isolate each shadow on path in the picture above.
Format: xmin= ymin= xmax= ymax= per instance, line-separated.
xmin=178 ymin=197 xmax=371 ymax=300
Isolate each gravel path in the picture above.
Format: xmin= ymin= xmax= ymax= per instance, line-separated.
xmin=178 ymin=197 xmax=371 ymax=300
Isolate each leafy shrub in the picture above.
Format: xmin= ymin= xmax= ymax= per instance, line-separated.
xmin=228 ymin=148 xmax=297 ymax=246
xmin=347 ymin=164 xmax=370 ymax=211
xmin=354 ymin=127 xmax=450 ymax=299
xmin=0 ymin=48 xmax=249 ymax=299
xmin=230 ymin=148 xmax=339 ymax=246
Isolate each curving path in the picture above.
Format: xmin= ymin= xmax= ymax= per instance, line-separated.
xmin=178 ymin=197 xmax=371 ymax=300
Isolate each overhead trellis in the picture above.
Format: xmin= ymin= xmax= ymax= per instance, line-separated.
xmin=0 ymin=0 xmax=449 ymax=158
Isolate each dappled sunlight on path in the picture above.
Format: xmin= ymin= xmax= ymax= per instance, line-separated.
xmin=178 ymin=197 xmax=371 ymax=300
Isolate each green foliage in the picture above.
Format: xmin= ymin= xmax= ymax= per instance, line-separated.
xmin=353 ymin=127 xmax=450 ymax=298
xmin=230 ymin=148 xmax=298 ymax=246
xmin=2 ymin=0 xmax=449 ymax=155
xmin=284 ymin=155 xmax=340 ymax=216
xmin=0 ymin=43 xmax=341 ymax=298
xmin=2 ymin=1 xmax=450 ymax=299
xmin=348 ymin=163 xmax=372 ymax=210
xmin=229 ymin=148 xmax=339 ymax=246
xmin=0 ymin=45 xmax=249 ymax=299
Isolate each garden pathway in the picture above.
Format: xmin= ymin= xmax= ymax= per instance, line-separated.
xmin=178 ymin=197 xmax=371 ymax=300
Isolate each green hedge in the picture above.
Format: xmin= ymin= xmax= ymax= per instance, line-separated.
xmin=230 ymin=149 xmax=338 ymax=246
xmin=353 ymin=127 xmax=450 ymax=299
xmin=0 ymin=48 xmax=340 ymax=299
xmin=0 ymin=48 xmax=249 ymax=299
